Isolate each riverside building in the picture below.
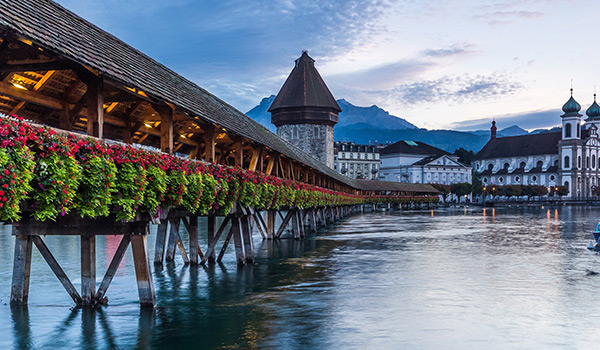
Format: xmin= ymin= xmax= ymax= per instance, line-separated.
xmin=379 ymin=140 xmax=472 ymax=185
xmin=333 ymin=141 xmax=380 ymax=179
xmin=473 ymin=90 xmax=600 ymax=198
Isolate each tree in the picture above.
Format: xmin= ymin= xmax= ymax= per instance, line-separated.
xmin=431 ymin=183 xmax=451 ymax=202
xmin=497 ymin=185 xmax=521 ymax=199
xmin=453 ymin=147 xmax=476 ymax=165
xmin=450 ymin=182 xmax=473 ymax=198
xmin=556 ymin=185 xmax=569 ymax=197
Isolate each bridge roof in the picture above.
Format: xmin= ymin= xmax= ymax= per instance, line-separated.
xmin=0 ymin=0 xmax=435 ymax=195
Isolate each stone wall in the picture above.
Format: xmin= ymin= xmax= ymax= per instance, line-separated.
xmin=277 ymin=124 xmax=334 ymax=168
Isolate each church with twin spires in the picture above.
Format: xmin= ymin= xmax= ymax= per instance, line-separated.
xmin=473 ymin=89 xmax=600 ymax=198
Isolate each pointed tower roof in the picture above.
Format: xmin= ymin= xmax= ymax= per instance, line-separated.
xmin=586 ymin=93 xmax=600 ymax=120
xmin=269 ymin=51 xmax=341 ymax=113
xmin=561 ymin=88 xmax=582 ymax=117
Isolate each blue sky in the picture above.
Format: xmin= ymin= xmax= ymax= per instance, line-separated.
xmin=57 ymin=0 xmax=600 ymax=131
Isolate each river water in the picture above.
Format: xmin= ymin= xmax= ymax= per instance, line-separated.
xmin=1 ymin=206 xmax=600 ymax=349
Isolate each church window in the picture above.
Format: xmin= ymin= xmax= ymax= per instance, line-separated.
xmin=577 ymin=123 xmax=580 ymax=137
xmin=565 ymin=123 xmax=572 ymax=138
xmin=564 ymin=156 xmax=570 ymax=169
xmin=499 ymin=177 xmax=504 ymax=183
xmin=488 ymin=163 xmax=494 ymax=171
xmin=554 ymin=159 xmax=559 ymax=167
xmin=564 ymin=181 xmax=570 ymax=192
xmin=536 ymin=160 xmax=543 ymax=168
xmin=587 ymin=156 xmax=590 ymax=168
xmin=483 ymin=177 xmax=488 ymax=183
xmin=550 ymin=175 xmax=555 ymax=181
xmin=578 ymin=156 xmax=582 ymax=168
xmin=520 ymin=161 xmax=526 ymax=169
xmin=532 ymin=175 xmax=537 ymax=182
xmin=503 ymin=162 xmax=510 ymax=170
xmin=515 ymin=176 xmax=520 ymax=182
xmin=593 ymin=155 xmax=597 ymax=169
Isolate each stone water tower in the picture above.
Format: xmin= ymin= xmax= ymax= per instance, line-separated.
xmin=269 ymin=51 xmax=341 ymax=168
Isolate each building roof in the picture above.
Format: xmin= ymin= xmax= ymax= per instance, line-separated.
xmin=411 ymin=154 xmax=469 ymax=167
xmin=0 ymin=0 xmax=439 ymax=196
xmin=380 ymin=140 xmax=450 ymax=156
xmin=268 ymin=52 xmax=341 ymax=112
xmin=474 ymin=132 xmax=562 ymax=160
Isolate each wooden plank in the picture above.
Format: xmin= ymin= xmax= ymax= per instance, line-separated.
xmin=80 ymin=236 xmax=96 ymax=304
xmin=266 ymin=210 xmax=276 ymax=239
xmin=182 ymin=216 xmax=201 ymax=265
xmin=32 ymin=236 xmax=82 ymax=304
xmin=216 ymin=226 xmax=234 ymax=263
xmin=10 ymin=70 xmax=55 ymax=115
xmin=231 ymin=217 xmax=246 ymax=266
xmin=153 ymin=221 xmax=168 ymax=264
xmin=205 ymin=216 xmax=216 ymax=263
xmin=95 ymin=235 xmax=130 ymax=301
xmin=201 ymin=216 xmax=231 ymax=265
xmin=10 ymin=234 xmax=32 ymax=305
xmin=0 ymin=61 xmax=68 ymax=73
xmin=292 ymin=210 xmax=300 ymax=240
xmin=275 ymin=210 xmax=294 ymax=239
xmin=131 ymin=235 xmax=156 ymax=308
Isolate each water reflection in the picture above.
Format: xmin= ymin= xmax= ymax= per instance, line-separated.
xmin=2 ymin=207 xmax=600 ymax=349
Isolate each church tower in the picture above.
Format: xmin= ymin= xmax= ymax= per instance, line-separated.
xmin=558 ymin=88 xmax=583 ymax=198
xmin=269 ymin=51 xmax=341 ymax=168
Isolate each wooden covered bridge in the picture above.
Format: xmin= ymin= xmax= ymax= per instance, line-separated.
xmin=0 ymin=0 xmax=438 ymax=308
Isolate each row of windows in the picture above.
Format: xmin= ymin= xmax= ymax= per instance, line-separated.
xmin=563 ymin=154 xmax=598 ymax=170
xmin=482 ymin=174 xmax=556 ymax=184
xmin=338 ymin=152 xmax=379 ymax=160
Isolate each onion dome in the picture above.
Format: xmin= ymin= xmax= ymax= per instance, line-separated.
xmin=561 ymin=88 xmax=582 ymax=117
xmin=586 ymin=94 xmax=600 ymax=119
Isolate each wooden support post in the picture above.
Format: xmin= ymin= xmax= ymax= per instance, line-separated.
xmin=95 ymin=235 xmax=130 ymax=302
xmin=131 ymin=235 xmax=156 ymax=308
xmin=266 ymin=210 xmax=276 ymax=239
xmin=217 ymin=226 xmax=234 ymax=263
xmin=32 ymin=236 xmax=82 ymax=304
xmin=299 ymin=210 xmax=306 ymax=239
xmin=165 ymin=218 xmax=188 ymax=264
xmin=186 ymin=216 xmax=200 ymax=265
xmin=249 ymin=147 xmax=262 ymax=172
xmin=233 ymin=141 xmax=243 ymax=167
xmin=310 ymin=210 xmax=317 ymax=232
xmin=241 ymin=215 xmax=254 ymax=263
xmin=266 ymin=155 xmax=275 ymax=176
xmin=153 ymin=221 xmax=168 ymax=264
xmin=206 ymin=216 xmax=217 ymax=263
xmin=291 ymin=210 xmax=300 ymax=240
xmin=85 ymin=75 xmax=104 ymax=138
xmin=204 ymin=124 xmax=215 ymax=163
xmin=10 ymin=234 xmax=32 ymax=306
xmin=80 ymin=236 xmax=96 ymax=305
xmin=231 ymin=217 xmax=246 ymax=266
xmin=159 ymin=105 xmax=174 ymax=154
xmin=253 ymin=211 xmax=267 ymax=239
xmin=201 ymin=216 xmax=230 ymax=265
xmin=275 ymin=210 xmax=294 ymax=239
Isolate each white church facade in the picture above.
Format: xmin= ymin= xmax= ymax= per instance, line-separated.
xmin=473 ymin=90 xmax=600 ymax=198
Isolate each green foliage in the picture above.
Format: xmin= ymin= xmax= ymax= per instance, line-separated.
xmin=31 ymin=152 xmax=81 ymax=221
xmin=0 ymin=146 xmax=35 ymax=221
xmin=142 ymin=164 xmax=167 ymax=213
xmin=450 ymin=182 xmax=473 ymax=197
xmin=165 ymin=169 xmax=188 ymax=207
xmin=114 ymin=162 xmax=146 ymax=221
xmin=453 ymin=147 xmax=475 ymax=165
xmin=198 ymin=174 xmax=217 ymax=215
xmin=182 ymin=172 xmax=203 ymax=213
xmin=75 ymin=155 xmax=117 ymax=218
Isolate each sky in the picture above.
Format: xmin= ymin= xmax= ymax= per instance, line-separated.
xmin=56 ymin=0 xmax=600 ymax=131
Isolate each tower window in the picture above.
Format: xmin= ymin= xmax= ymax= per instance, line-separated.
xmin=577 ymin=123 xmax=580 ymax=137
xmin=565 ymin=123 xmax=572 ymax=138
xmin=578 ymin=155 xmax=582 ymax=168
xmin=593 ymin=155 xmax=596 ymax=169
xmin=564 ymin=156 xmax=570 ymax=169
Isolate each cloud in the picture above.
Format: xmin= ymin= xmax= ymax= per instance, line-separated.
xmin=474 ymin=9 xmax=545 ymax=25
xmin=384 ymin=73 xmax=523 ymax=106
xmin=421 ymin=43 xmax=474 ymax=58
xmin=330 ymin=60 xmax=435 ymax=91
xmin=450 ymin=109 xmax=562 ymax=131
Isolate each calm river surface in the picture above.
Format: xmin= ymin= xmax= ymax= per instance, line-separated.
xmin=1 ymin=206 xmax=600 ymax=349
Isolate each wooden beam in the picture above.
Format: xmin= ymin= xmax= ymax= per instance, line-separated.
xmin=95 ymin=235 xmax=130 ymax=302
xmin=157 ymin=105 xmax=173 ymax=154
xmin=266 ymin=155 xmax=275 ymax=176
xmin=131 ymin=235 xmax=156 ymax=308
xmin=32 ymin=235 xmax=82 ymax=304
xmin=0 ymin=61 xmax=68 ymax=73
xmin=10 ymin=234 xmax=32 ymax=305
xmin=249 ymin=147 xmax=262 ymax=172
xmin=0 ymin=80 xmax=62 ymax=109
xmin=80 ymin=236 xmax=96 ymax=304
xmin=233 ymin=141 xmax=243 ymax=167
xmin=85 ymin=75 xmax=104 ymax=138
xmin=204 ymin=124 xmax=215 ymax=163
xmin=10 ymin=70 xmax=55 ymax=115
